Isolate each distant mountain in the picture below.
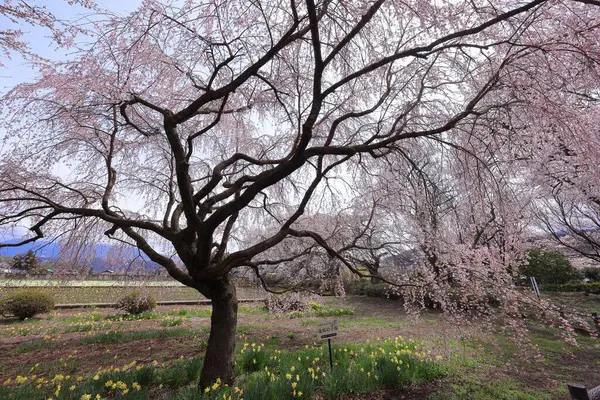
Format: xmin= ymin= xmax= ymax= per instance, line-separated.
xmin=0 ymin=240 xmax=62 ymax=258
xmin=0 ymin=239 xmax=163 ymax=272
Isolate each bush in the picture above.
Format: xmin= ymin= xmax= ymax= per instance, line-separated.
xmin=582 ymin=267 xmax=600 ymax=282
xmin=364 ymin=283 xmax=402 ymax=300
xmin=0 ymin=290 xmax=54 ymax=319
xmin=344 ymin=279 xmax=369 ymax=295
xmin=264 ymin=291 xmax=318 ymax=314
xmin=520 ymin=248 xmax=578 ymax=284
xmin=116 ymin=290 xmax=156 ymax=314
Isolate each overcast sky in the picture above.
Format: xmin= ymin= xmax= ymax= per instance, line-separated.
xmin=0 ymin=0 xmax=141 ymax=91
xmin=0 ymin=1 xmax=142 ymax=243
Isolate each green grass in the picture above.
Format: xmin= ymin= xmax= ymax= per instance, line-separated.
xmin=337 ymin=317 xmax=411 ymax=329
xmin=288 ymin=303 xmax=354 ymax=319
xmin=0 ymin=357 xmax=202 ymax=400
xmin=63 ymin=321 xmax=114 ymax=333
xmin=0 ymin=337 xmax=445 ymax=400
xmin=429 ymin=378 xmax=552 ymax=400
xmin=0 ymin=285 xmax=265 ymax=305
xmin=161 ymin=318 xmax=184 ymax=327
xmin=166 ymin=308 xmax=211 ymax=318
xmin=81 ymin=328 xmax=197 ymax=344
xmin=0 ymin=286 xmax=204 ymax=305
xmin=10 ymin=339 xmax=58 ymax=355
xmin=530 ymin=336 xmax=568 ymax=353
xmin=300 ymin=316 xmax=408 ymax=328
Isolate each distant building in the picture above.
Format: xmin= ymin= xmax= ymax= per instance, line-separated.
xmin=100 ymin=269 xmax=114 ymax=274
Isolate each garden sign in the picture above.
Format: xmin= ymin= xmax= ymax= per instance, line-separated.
xmin=316 ymin=319 xmax=339 ymax=370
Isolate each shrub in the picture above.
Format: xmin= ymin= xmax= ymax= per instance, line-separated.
xmin=344 ymin=279 xmax=369 ymax=295
xmin=0 ymin=290 xmax=54 ymax=319
xmin=520 ymin=248 xmax=578 ymax=284
xmin=116 ymin=290 xmax=156 ymax=314
xmin=265 ymin=291 xmax=318 ymax=314
xmin=582 ymin=267 xmax=600 ymax=282
xmin=364 ymin=283 xmax=402 ymax=300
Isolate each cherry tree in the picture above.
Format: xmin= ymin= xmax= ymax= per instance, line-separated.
xmin=1 ymin=0 xmax=599 ymax=387
xmin=247 ymin=199 xmax=405 ymax=292
xmin=0 ymin=1 xmax=95 ymax=66
xmin=506 ymin=2 xmax=600 ymax=263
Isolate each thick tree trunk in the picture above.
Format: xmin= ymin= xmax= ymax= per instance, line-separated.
xmin=198 ymin=277 xmax=238 ymax=388
xmin=370 ymin=274 xmax=380 ymax=285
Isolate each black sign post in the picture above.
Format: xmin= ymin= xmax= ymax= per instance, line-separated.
xmin=328 ymin=338 xmax=333 ymax=370
xmin=317 ymin=320 xmax=338 ymax=371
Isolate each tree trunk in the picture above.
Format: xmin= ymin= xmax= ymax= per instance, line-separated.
xmin=199 ymin=277 xmax=238 ymax=388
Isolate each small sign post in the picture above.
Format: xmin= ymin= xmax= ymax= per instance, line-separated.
xmin=316 ymin=319 xmax=339 ymax=370
xmin=530 ymin=276 xmax=541 ymax=300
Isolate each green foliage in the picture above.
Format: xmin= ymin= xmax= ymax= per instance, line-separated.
xmin=161 ymin=317 xmax=183 ymax=327
xmin=231 ymin=337 xmax=445 ymax=400
xmin=0 ymin=289 xmax=54 ymax=320
xmin=520 ymin=249 xmax=578 ymax=284
xmin=539 ymin=282 xmax=600 ymax=294
xmin=582 ymin=267 xmax=600 ymax=282
xmin=116 ymin=290 xmax=157 ymax=315
xmin=238 ymin=343 xmax=270 ymax=374
xmin=0 ymin=356 xmax=201 ymax=400
xmin=344 ymin=280 xmax=401 ymax=299
xmin=0 ymin=339 xmax=445 ymax=400
xmin=0 ymin=334 xmax=445 ymax=400
xmin=11 ymin=250 xmax=38 ymax=272
xmin=343 ymin=277 xmax=370 ymax=295
xmin=364 ymin=283 xmax=401 ymax=299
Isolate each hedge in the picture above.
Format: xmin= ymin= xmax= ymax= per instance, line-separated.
xmin=539 ymin=282 xmax=600 ymax=294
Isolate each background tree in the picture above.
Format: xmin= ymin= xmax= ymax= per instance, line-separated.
xmin=0 ymin=0 xmax=599 ymax=387
xmin=520 ymin=248 xmax=579 ymax=285
xmin=11 ymin=250 xmax=38 ymax=273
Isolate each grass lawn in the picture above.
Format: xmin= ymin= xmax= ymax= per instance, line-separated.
xmin=0 ymin=294 xmax=598 ymax=399
xmin=0 ymin=285 xmax=265 ymax=304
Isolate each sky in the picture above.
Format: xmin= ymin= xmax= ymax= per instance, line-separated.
xmin=0 ymin=0 xmax=141 ymax=92
xmin=0 ymin=1 xmax=142 ymax=243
